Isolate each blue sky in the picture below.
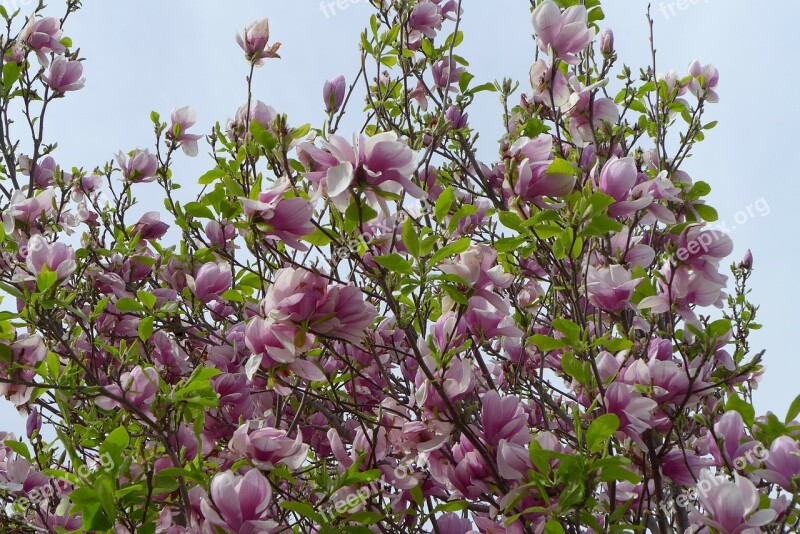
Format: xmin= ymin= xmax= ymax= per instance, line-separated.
xmin=1 ymin=0 xmax=795 ymax=435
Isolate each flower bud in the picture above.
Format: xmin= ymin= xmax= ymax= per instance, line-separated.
xmin=600 ymin=28 xmax=614 ymax=57
xmin=323 ymin=75 xmax=346 ymax=114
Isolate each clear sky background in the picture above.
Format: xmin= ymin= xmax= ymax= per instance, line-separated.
xmin=1 ymin=0 xmax=795 ymax=436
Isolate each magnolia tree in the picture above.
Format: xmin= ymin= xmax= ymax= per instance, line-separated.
xmin=0 ymin=0 xmax=796 ymax=532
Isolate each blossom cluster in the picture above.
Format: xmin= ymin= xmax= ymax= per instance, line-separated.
xmin=0 ymin=1 xmax=795 ymax=533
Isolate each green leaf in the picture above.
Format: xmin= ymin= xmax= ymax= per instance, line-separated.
xmin=402 ymin=217 xmax=420 ymax=258
xmin=726 ymin=393 xmax=755 ymax=428
xmin=429 ymin=237 xmax=470 ymax=265
xmin=435 ymin=187 xmax=455 ymax=222
xmin=546 ymin=158 xmax=575 ymax=176
xmin=545 ymin=519 xmax=566 ymax=534
xmin=115 ymin=297 xmax=144 ymax=313
xmin=138 ymin=316 xmax=154 ymax=342
xmin=786 ymin=393 xmax=800 ymax=424
xmin=495 ymin=236 xmax=526 ymax=252
xmin=586 ymin=414 xmax=619 ymax=453
xmin=2 ymin=61 xmax=20 ymax=92
xmin=136 ymin=290 xmax=157 ymax=309
xmin=694 ymin=204 xmax=718 ymax=222
xmin=99 ymin=426 xmax=130 ymax=472
xmin=373 ymin=253 xmax=414 ymax=275
xmin=303 ymin=228 xmax=333 ymax=247
xmin=36 ymin=270 xmax=58 ymax=292
xmin=198 ymin=169 xmax=225 ymax=185
xmin=529 ymin=334 xmax=567 ymax=352
xmin=552 ymin=319 xmax=581 ymax=343
xmin=281 ymin=501 xmax=324 ymax=523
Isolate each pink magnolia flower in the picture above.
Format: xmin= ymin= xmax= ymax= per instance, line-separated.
xmin=131 ymin=212 xmax=169 ymax=241
xmin=529 ymin=59 xmax=570 ymax=109
xmin=297 ymin=131 xmax=422 ymax=211
xmin=688 ymin=60 xmax=720 ymax=103
xmin=200 ymin=469 xmax=277 ymax=534
xmin=439 ymin=243 xmax=513 ymax=312
xmin=116 ymin=148 xmax=158 ymax=183
xmin=599 ymin=28 xmax=614 ymax=56
xmin=409 ymin=1 xmax=443 ymax=43
xmin=311 ymin=284 xmax=377 ymax=343
xmin=586 ymin=264 xmax=640 ymax=311
xmin=706 ymin=411 xmax=757 ymax=468
xmin=567 ymin=81 xmax=619 ymax=146
xmin=262 ymin=268 xmax=327 ymax=324
xmin=531 ymin=0 xmax=594 ymax=64
xmin=25 ymin=234 xmax=76 ymax=282
xmin=639 ymin=264 xmax=727 ymax=318
xmin=661 ymin=449 xmax=714 ymax=486
xmin=481 ymin=391 xmax=530 ymax=446
xmin=2 ymin=189 xmax=55 ymax=234
xmin=240 ymin=179 xmax=314 ymax=250
xmin=604 ymin=382 xmax=658 ymax=439
xmin=97 ymin=366 xmax=159 ymax=412
xmin=512 ymin=157 xmax=576 ymax=202
xmin=205 ymin=220 xmax=236 ymax=249
xmin=42 ymin=57 xmax=84 ymax=93
xmin=691 ymin=470 xmax=776 ymax=534
xmin=169 ymin=106 xmax=203 ymax=157
xmin=227 ymin=100 xmax=278 ymax=141
xmin=755 ymin=436 xmax=800 ymax=491
xmin=19 ymin=155 xmax=56 ymax=189
xmin=323 ymin=75 xmax=346 ymax=114
xmin=597 ymin=156 xmax=637 ymax=202
xmin=445 ymin=105 xmax=468 ymax=129
xmin=436 ymin=513 xmax=476 ymax=534
xmin=228 ymin=422 xmax=309 ymax=471
xmin=20 ymin=16 xmax=65 ymax=66
xmin=432 ymin=57 xmax=465 ymax=92
xmin=235 ymin=19 xmax=281 ymax=65
xmin=497 ymin=439 xmax=533 ymax=481
xmin=186 ymin=262 xmax=232 ymax=303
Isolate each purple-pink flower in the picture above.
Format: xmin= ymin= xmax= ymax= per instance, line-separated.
xmin=323 ymin=75 xmax=346 ymax=114
xmin=200 ymin=469 xmax=276 ymax=534
xmin=240 ymin=179 xmax=314 ymax=250
xmin=235 ymin=19 xmax=281 ymax=65
xmin=20 ymin=16 xmax=65 ymax=66
xmin=25 ymin=234 xmax=76 ymax=282
xmin=531 ymin=0 xmax=594 ymax=64
xmin=116 ymin=148 xmax=158 ymax=183
xmin=169 ymin=106 xmax=203 ymax=157
xmin=42 ymin=56 xmax=84 ymax=93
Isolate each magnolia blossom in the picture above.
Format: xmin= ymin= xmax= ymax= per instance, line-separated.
xmin=25 ymin=234 xmax=76 ymax=282
xmin=688 ymin=60 xmax=720 ymax=103
xmin=42 ymin=57 xmax=84 ymax=93
xmin=531 ymin=0 xmax=594 ymax=64
xmin=2 ymin=189 xmax=55 ymax=234
xmin=20 ymin=16 xmax=64 ymax=65
xmin=169 ymin=106 xmax=203 ymax=156
xmin=116 ymin=148 xmax=158 ymax=183
xmin=529 ymin=59 xmax=570 ymax=109
xmin=409 ymin=1 xmax=444 ymax=43
xmin=323 ymin=75 xmax=346 ymax=114
xmin=586 ymin=264 xmax=641 ymax=311
xmin=236 ymin=19 xmax=281 ymax=65
xmin=186 ymin=262 xmax=232 ymax=303
xmin=20 ymin=155 xmax=56 ymax=189
xmin=131 ymin=212 xmax=169 ymax=241
xmin=240 ymin=179 xmax=314 ymax=250
xmin=228 ymin=422 xmax=309 ymax=470
xmin=96 ymin=366 xmax=159 ymax=413
xmin=297 ymin=131 xmax=422 ymax=211
xmin=200 ymin=469 xmax=277 ymax=533
xmin=691 ymin=470 xmax=776 ymax=534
